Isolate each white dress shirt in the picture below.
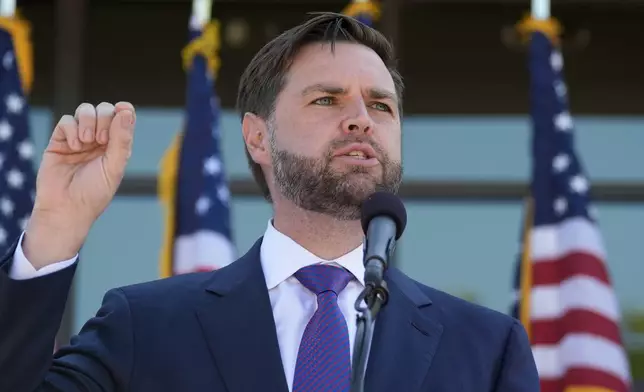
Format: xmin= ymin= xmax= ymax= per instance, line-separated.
xmin=10 ymin=231 xmax=78 ymax=280
xmin=9 ymin=221 xmax=366 ymax=392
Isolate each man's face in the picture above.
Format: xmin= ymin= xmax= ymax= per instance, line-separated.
xmin=269 ymin=42 xmax=402 ymax=220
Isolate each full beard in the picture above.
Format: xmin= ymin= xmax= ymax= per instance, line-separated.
xmin=270 ymin=136 xmax=403 ymax=221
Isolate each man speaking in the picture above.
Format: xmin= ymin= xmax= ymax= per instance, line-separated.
xmin=0 ymin=12 xmax=539 ymax=392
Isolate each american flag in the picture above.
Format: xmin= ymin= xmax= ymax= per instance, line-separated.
xmin=511 ymin=19 xmax=632 ymax=391
xmin=158 ymin=15 xmax=235 ymax=277
xmin=0 ymin=15 xmax=35 ymax=257
xmin=342 ymin=0 xmax=380 ymax=26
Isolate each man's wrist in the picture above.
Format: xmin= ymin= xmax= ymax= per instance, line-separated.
xmin=22 ymin=212 xmax=89 ymax=270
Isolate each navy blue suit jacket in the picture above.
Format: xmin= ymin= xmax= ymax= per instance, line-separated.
xmin=0 ymin=237 xmax=539 ymax=392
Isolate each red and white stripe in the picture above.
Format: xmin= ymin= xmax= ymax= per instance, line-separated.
xmin=173 ymin=230 xmax=236 ymax=274
xmin=528 ymin=216 xmax=631 ymax=391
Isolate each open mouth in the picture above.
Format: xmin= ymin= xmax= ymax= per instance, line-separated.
xmin=344 ymin=150 xmax=369 ymax=159
xmin=333 ymin=146 xmax=379 ymax=168
xmin=333 ymin=143 xmax=377 ymax=161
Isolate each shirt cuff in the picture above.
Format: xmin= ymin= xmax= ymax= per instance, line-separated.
xmin=9 ymin=231 xmax=79 ymax=280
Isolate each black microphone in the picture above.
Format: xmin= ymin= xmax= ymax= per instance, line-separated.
xmin=350 ymin=192 xmax=406 ymax=392
xmin=360 ymin=191 xmax=407 ymax=302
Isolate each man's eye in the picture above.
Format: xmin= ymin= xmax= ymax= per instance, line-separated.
xmin=313 ymin=97 xmax=334 ymax=105
xmin=371 ymin=102 xmax=391 ymax=112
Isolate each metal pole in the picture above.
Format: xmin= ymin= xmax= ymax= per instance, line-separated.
xmin=380 ymin=0 xmax=403 ymax=267
xmin=54 ymin=0 xmax=87 ymax=345
xmin=192 ymin=0 xmax=213 ymax=26
xmin=0 ymin=0 xmax=15 ymax=16
xmin=531 ymin=0 xmax=550 ymax=19
xmin=380 ymin=0 xmax=402 ymax=57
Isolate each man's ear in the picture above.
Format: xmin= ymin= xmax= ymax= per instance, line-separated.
xmin=242 ymin=112 xmax=271 ymax=166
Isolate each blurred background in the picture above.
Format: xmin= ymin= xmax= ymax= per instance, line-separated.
xmin=0 ymin=0 xmax=642 ymax=389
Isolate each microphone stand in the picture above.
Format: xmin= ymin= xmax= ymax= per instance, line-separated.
xmin=350 ymin=279 xmax=389 ymax=392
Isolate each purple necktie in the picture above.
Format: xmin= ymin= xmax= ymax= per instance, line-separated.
xmin=293 ymin=264 xmax=353 ymax=392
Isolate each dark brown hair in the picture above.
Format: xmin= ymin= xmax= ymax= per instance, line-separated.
xmin=236 ymin=12 xmax=404 ymax=201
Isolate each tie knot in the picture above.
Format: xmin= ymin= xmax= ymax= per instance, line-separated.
xmin=294 ymin=264 xmax=353 ymax=296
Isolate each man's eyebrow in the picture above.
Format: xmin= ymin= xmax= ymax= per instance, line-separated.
xmin=300 ymin=84 xmax=398 ymax=103
xmin=301 ymin=84 xmax=347 ymax=96
xmin=367 ymin=87 xmax=397 ymax=103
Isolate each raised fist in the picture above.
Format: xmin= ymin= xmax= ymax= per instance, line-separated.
xmin=23 ymin=101 xmax=136 ymax=268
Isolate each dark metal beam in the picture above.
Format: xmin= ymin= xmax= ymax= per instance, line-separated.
xmin=380 ymin=0 xmax=402 ymax=57
xmin=53 ymin=0 xmax=87 ymax=347
xmin=379 ymin=0 xmax=403 ymax=268
xmin=117 ymin=177 xmax=644 ymax=202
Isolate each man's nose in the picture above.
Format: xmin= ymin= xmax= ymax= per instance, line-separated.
xmin=340 ymin=101 xmax=374 ymax=135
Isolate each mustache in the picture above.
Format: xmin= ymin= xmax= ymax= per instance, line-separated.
xmin=325 ymin=136 xmax=387 ymax=160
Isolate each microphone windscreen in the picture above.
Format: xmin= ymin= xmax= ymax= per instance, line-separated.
xmin=360 ymin=192 xmax=407 ymax=240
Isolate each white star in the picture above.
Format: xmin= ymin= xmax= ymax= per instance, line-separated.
xmin=554 ymin=80 xmax=567 ymax=98
xmin=18 ymin=140 xmax=34 ymax=160
xmin=554 ymin=197 xmax=568 ymax=215
xmin=6 ymin=169 xmax=24 ymax=188
xmin=589 ymin=206 xmax=599 ymax=220
xmin=6 ymin=94 xmax=24 ymax=114
xmin=0 ymin=119 xmax=12 ymax=141
xmin=570 ymin=175 xmax=589 ymax=194
xmin=0 ymin=197 xmax=13 ymax=216
xmin=0 ymin=226 xmax=6 ymax=245
xmin=19 ymin=215 xmax=30 ymax=230
xmin=554 ymin=112 xmax=573 ymax=131
xmin=204 ymin=156 xmax=221 ymax=175
xmin=217 ymin=186 xmax=230 ymax=203
xmin=550 ymin=51 xmax=563 ymax=72
xmin=195 ymin=196 xmax=211 ymax=215
xmin=2 ymin=51 xmax=13 ymax=70
xmin=552 ymin=153 xmax=570 ymax=172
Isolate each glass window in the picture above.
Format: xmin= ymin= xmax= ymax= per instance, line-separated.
xmin=74 ymin=196 xmax=273 ymax=332
xmin=28 ymin=108 xmax=54 ymax=166
xmin=398 ymin=201 xmax=642 ymax=314
xmin=30 ymin=108 xmax=644 ymax=182
xmin=74 ymin=197 xmax=643 ymax=337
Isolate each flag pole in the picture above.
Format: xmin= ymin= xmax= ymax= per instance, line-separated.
xmin=515 ymin=0 xmax=552 ymax=345
xmin=192 ymin=0 xmax=213 ymax=27
xmin=531 ymin=0 xmax=549 ymax=19
xmin=0 ymin=0 xmax=15 ymax=17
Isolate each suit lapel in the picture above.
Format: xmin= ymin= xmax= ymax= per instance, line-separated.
xmin=195 ymin=238 xmax=289 ymax=392
xmin=364 ymin=268 xmax=444 ymax=392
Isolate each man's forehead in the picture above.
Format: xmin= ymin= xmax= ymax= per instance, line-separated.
xmin=286 ymin=42 xmax=396 ymax=91
xmin=293 ymin=41 xmax=384 ymax=66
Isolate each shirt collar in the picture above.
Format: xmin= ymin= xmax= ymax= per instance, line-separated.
xmin=260 ymin=219 xmax=365 ymax=290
